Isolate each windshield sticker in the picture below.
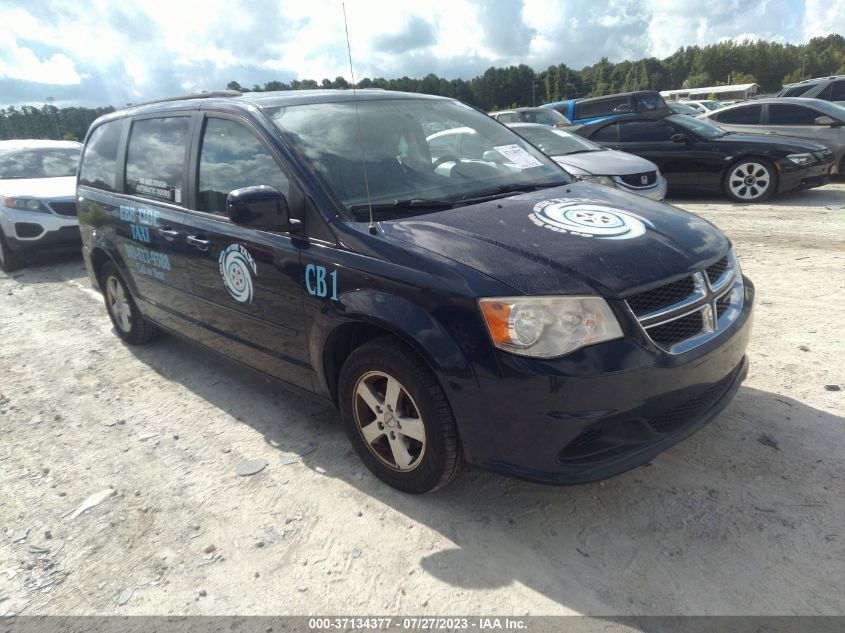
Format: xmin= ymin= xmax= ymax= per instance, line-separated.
xmin=531 ymin=199 xmax=652 ymax=240
xmin=219 ymin=244 xmax=257 ymax=304
xmin=493 ymin=144 xmax=544 ymax=169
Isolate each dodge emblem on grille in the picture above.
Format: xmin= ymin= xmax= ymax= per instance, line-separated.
xmin=640 ymin=174 xmax=649 ymax=185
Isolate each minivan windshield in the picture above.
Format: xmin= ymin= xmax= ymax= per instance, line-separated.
xmin=0 ymin=147 xmax=81 ymax=179
xmin=266 ymin=98 xmax=568 ymax=217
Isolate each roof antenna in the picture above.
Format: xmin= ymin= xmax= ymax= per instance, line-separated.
xmin=342 ymin=2 xmax=377 ymax=235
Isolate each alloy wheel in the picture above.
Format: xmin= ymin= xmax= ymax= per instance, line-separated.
xmin=728 ymin=162 xmax=771 ymax=201
xmin=352 ymin=370 xmax=427 ymax=471
xmin=106 ymin=276 xmax=132 ymax=333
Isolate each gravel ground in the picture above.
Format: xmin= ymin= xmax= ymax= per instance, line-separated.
xmin=1 ymin=184 xmax=843 ymax=617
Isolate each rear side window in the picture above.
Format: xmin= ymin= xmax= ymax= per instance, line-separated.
xmin=781 ymin=85 xmax=812 ymax=98
xmin=197 ymin=118 xmax=290 ymax=215
xmin=830 ymin=81 xmax=845 ymax=101
xmin=768 ymin=104 xmax=819 ymax=126
xmin=125 ymin=117 xmax=189 ymax=204
xmin=577 ymin=97 xmax=631 ymax=119
xmin=618 ymin=120 xmax=674 ymax=142
xmin=496 ymin=113 xmax=519 ymax=123
xmin=712 ymin=105 xmax=762 ymax=125
xmin=79 ymin=121 xmax=122 ymax=191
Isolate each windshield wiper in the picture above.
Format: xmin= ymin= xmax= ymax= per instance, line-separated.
xmin=458 ymin=181 xmax=569 ymax=204
xmin=348 ymin=198 xmax=455 ymax=219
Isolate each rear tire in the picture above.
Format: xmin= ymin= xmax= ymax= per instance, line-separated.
xmin=99 ymin=261 xmax=160 ymax=345
xmin=724 ymin=158 xmax=776 ymax=203
xmin=338 ymin=336 xmax=463 ymax=493
xmin=0 ymin=229 xmax=24 ymax=273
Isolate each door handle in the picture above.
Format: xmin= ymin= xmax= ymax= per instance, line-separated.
xmin=186 ymin=235 xmax=210 ymax=251
xmin=158 ymin=227 xmax=180 ymax=240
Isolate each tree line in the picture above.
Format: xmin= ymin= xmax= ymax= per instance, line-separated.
xmin=1 ymin=34 xmax=842 ymax=141
xmin=0 ymin=105 xmax=114 ymax=142
xmin=229 ymin=34 xmax=844 ymax=110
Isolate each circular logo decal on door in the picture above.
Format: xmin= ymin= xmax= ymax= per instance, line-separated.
xmin=530 ymin=199 xmax=651 ymax=240
xmin=219 ymin=243 xmax=257 ymax=304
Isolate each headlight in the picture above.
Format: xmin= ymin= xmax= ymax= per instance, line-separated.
xmin=3 ymin=197 xmax=49 ymax=213
xmin=578 ymin=175 xmax=617 ymax=188
xmin=785 ymin=153 xmax=815 ymax=166
xmin=479 ymin=296 xmax=624 ymax=358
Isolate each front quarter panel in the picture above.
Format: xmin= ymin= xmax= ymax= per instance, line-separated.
xmin=300 ymin=234 xmax=513 ymax=463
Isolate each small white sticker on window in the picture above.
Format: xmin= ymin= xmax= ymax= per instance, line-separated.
xmin=493 ymin=144 xmax=544 ymax=169
xmin=174 ymin=188 xmax=182 ymax=204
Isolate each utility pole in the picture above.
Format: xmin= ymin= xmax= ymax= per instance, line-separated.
xmin=46 ymin=97 xmax=60 ymax=139
xmin=532 ymin=79 xmax=536 ymax=106
xmin=633 ymin=65 xmax=639 ymax=91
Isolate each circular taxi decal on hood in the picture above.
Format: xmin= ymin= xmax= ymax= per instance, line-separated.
xmin=530 ymin=199 xmax=651 ymax=240
xmin=219 ymin=243 xmax=257 ymax=304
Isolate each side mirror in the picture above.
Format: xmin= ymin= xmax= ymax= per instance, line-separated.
xmin=814 ymin=115 xmax=840 ymax=127
xmin=226 ymin=185 xmax=301 ymax=232
xmin=670 ymin=133 xmax=689 ymax=144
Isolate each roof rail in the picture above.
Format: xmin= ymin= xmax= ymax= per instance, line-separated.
xmin=125 ymin=90 xmax=242 ymax=109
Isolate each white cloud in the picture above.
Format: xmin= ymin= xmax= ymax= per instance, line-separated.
xmin=0 ymin=29 xmax=81 ymax=85
xmin=803 ymin=0 xmax=845 ymax=39
xmin=0 ymin=0 xmax=830 ymax=106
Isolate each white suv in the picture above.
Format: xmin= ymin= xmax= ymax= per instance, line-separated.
xmin=0 ymin=140 xmax=82 ymax=271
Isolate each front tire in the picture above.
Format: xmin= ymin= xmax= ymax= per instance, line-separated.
xmin=99 ymin=261 xmax=160 ymax=345
xmin=338 ymin=336 xmax=463 ymax=493
xmin=724 ymin=158 xmax=776 ymax=203
xmin=0 ymin=229 xmax=24 ymax=273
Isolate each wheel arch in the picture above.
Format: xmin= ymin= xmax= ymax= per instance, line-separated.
xmin=314 ymin=291 xmax=476 ymax=407
xmin=89 ymin=246 xmax=113 ymax=290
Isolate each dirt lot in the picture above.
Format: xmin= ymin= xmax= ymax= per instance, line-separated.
xmin=1 ymin=184 xmax=843 ymax=617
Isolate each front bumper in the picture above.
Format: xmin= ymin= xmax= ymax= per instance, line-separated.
xmin=0 ymin=203 xmax=80 ymax=252
xmin=614 ymin=174 xmax=667 ymax=201
xmin=463 ymin=277 xmax=754 ymax=484
xmin=777 ymin=158 xmax=835 ymax=192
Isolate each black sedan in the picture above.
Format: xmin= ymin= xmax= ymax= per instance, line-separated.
xmin=572 ymin=113 xmax=836 ymax=202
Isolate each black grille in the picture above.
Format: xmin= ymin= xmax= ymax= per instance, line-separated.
xmin=626 ymin=276 xmax=696 ymax=316
xmin=706 ymin=257 xmax=729 ymax=285
xmin=48 ymin=201 xmax=77 ymax=216
xmin=618 ymin=171 xmax=657 ymax=187
xmin=648 ymin=372 xmax=734 ymax=434
xmin=14 ymin=222 xmax=43 ymax=238
xmin=558 ymin=428 xmax=604 ymax=460
xmin=647 ymin=311 xmax=704 ymax=347
xmin=716 ymin=292 xmax=731 ymax=319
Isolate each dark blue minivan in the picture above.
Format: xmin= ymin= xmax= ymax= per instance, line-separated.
xmin=77 ymin=89 xmax=753 ymax=493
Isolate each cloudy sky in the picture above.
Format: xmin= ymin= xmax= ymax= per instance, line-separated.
xmin=0 ymin=0 xmax=840 ymax=107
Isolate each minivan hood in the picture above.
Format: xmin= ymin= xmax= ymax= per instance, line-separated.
xmin=381 ymin=183 xmax=729 ymax=297
xmin=553 ymin=149 xmax=658 ymax=177
xmin=0 ymin=176 xmax=76 ymax=199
